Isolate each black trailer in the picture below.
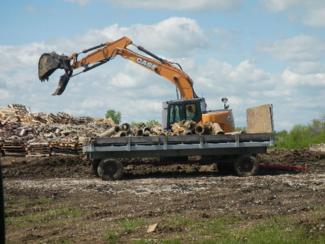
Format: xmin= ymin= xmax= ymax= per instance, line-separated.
xmin=83 ymin=133 xmax=274 ymax=180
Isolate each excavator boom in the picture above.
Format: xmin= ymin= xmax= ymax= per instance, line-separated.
xmin=38 ymin=36 xmax=196 ymax=98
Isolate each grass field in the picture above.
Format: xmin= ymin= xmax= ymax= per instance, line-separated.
xmin=5 ymin=193 xmax=325 ymax=243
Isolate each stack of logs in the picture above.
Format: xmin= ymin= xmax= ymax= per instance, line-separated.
xmin=98 ymin=120 xmax=224 ymax=138
xmin=171 ymin=120 xmax=224 ymax=136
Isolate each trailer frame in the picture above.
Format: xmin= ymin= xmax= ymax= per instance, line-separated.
xmin=83 ymin=133 xmax=274 ymax=179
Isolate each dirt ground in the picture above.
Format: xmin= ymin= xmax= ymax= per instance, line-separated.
xmin=2 ymin=150 xmax=325 ymax=243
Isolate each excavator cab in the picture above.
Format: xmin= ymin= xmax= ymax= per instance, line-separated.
xmin=162 ymin=98 xmax=207 ymax=129
xmin=162 ymin=97 xmax=235 ymax=132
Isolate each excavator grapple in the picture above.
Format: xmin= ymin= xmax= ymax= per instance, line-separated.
xmin=38 ymin=52 xmax=73 ymax=95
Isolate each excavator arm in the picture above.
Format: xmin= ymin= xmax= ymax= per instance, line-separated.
xmin=39 ymin=36 xmax=197 ymax=98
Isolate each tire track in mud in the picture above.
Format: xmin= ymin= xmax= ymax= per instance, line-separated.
xmin=4 ymin=173 xmax=325 ymax=195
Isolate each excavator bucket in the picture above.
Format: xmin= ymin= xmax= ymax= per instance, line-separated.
xmin=38 ymin=52 xmax=72 ymax=95
xmin=39 ymin=53 xmax=61 ymax=81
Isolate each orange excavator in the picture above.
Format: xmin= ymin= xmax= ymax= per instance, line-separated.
xmin=38 ymin=36 xmax=235 ymax=131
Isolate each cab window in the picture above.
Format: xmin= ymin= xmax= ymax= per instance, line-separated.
xmin=185 ymin=104 xmax=196 ymax=120
xmin=169 ymin=104 xmax=182 ymax=124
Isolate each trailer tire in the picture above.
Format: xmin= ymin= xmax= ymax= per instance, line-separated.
xmin=97 ymin=159 xmax=123 ymax=181
xmin=234 ymin=155 xmax=259 ymax=177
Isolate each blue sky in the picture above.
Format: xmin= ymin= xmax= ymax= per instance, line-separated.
xmin=0 ymin=0 xmax=324 ymax=130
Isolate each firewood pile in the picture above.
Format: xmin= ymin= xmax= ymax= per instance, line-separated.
xmin=0 ymin=104 xmax=227 ymax=158
xmin=171 ymin=120 xmax=224 ymax=136
xmin=98 ymin=120 xmax=224 ymax=137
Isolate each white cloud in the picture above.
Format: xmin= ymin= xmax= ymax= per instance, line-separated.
xmin=304 ymin=8 xmax=325 ymax=27
xmin=263 ymin=0 xmax=325 ymax=27
xmin=263 ymin=0 xmax=305 ymax=12
xmin=0 ymin=42 xmax=53 ymax=73
xmin=65 ymin=0 xmax=89 ymax=6
xmin=229 ymin=60 xmax=269 ymax=83
xmin=281 ymin=69 xmax=325 ymax=86
xmin=260 ymin=35 xmax=325 ymax=62
xmin=49 ymin=17 xmax=207 ymax=58
xmin=107 ymin=0 xmax=241 ymax=11
xmin=289 ymin=61 xmax=325 ymax=74
xmin=80 ymin=99 xmax=105 ymax=110
xmin=111 ymin=73 xmax=138 ymax=88
xmin=65 ymin=0 xmax=242 ymax=10
xmin=0 ymin=89 xmax=11 ymax=100
xmin=195 ymin=59 xmax=271 ymax=96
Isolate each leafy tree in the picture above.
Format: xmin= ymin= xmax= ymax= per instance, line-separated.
xmin=105 ymin=109 xmax=121 ymax=124
xmin=275 ymin=116 xmax=325 ymax=149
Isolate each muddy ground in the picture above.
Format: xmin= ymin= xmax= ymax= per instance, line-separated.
xmin=2 ymin=150 xmax=325 ymax=243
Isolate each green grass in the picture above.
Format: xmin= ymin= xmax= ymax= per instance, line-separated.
xmin=6 ymin=207 xmax=83 ymax=228
xmin=275 ymin=118 xmax=325 ymax=149
xmin=127 ymin=209 xmax=325 ymax=243
xmin=5 ymin=195 xmax=53 ymax=209
xmin=119 ymin=217 xmax=146 ymax=232
xmin=234 ymin=216 xmax=325 ymax=244
xmin=103 ymin=217 xmax=147 ymax=243
xmin=103 ymin=230 xmax=119 ymax=243
xmin=166 ymin=214 xmax=197 ymax=229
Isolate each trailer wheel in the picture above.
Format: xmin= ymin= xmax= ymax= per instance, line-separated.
xmin=97 ymin=159 xmax=124 ymax=181
xmin=234 ymin=155 xmax=259 ymax=177
xmin=90 ymin=159 xmax=100 ymax=177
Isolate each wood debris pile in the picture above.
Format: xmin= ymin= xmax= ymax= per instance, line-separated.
xmin=26 ymin=142 xmax=50 ymax=157
xmin=0 ymin=104 xmax=226 ymax=157
xmin=50 ymin=140 xmax=82 ymax=156
xmin=2 ymin=138 xmax=26 ymax=156
xmin=0 ymin=104 xmax=115 ymax=156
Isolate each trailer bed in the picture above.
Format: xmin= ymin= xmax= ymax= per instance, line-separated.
xmin=84 ymin=133 xmax=273 ymax=159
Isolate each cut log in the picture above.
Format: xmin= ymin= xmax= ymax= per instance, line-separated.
xmin=99 ymin=126 xmax=120 ymax=137
xmin=121 ymin=123 xmax=130 ymax=131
